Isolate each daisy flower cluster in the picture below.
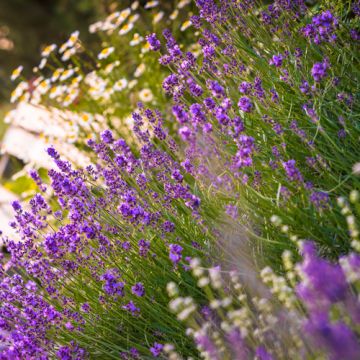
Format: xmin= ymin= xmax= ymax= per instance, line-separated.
xmin=7 ymin=0 xmax=198 ymax=165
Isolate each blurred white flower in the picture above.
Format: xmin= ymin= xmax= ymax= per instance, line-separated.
xmin=178 ymin=0 xmax=191 ymax=9
xmin=119 ymin=23 xmax=134 ymax=36
xmin=170 ymin=10 xmax=179 ymax=20
xmin=113 ymin=78 xmax=128 ymax=91
xmin=131 ymin=1 xmax=139 ymax=10
xmin=98 ymin=47 xmax=115 ymax=60
xmin=38 ymin=58 xmax=47 ymax=69
xmin=51 ymin=68 xmax=64 ymax=82
xmin=134 ymin=63 xmax=146 ymax=78
xmin=181 ymin=20 xmax=192 ymax=32
xmin=128 ymin=79 xmax=138 ymax=89
xmin=353 ymin=163 xmax=360 ymax=175
xmin=145 ymin=1 xmax=159 ymax=9
xmin=128 ymin=14 xmax=140 ymax=25
xmin=10 ymin=66 xmax=23 ymax=81
xmin=41 ymin=44 xmax=57 ymax=57
xmin=139 ymin=88 xmax=153 ymax=103
xmin=153 ymin=11 xmax=164 ymax=24
xmin=130 ymin=33 xmax=143 ymax=46
xmin=59 ymin=68 xmax=75 ymax=82
xmin=59 ymin=30 xmax=79 ymax=53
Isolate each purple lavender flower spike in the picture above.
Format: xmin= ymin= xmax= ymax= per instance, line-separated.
xmin=311 ymin=60 xmax=329 ymax=82
xmin=150 ymin=343 xmax=163 ymax=357
xmin=131 ymin=283 xmax=145 ymax=297
xmin=146 ymin=33 xmax=161 ymax=51
xmin=282 ymin=160 xmax=303 ymax=183
xmin=238 ymin=96 xmax=253 ymax=113
xmin=269 ymin=54 xmax=283 ymax=67
xmin=169 ymin=244 xmax=183 ymax=265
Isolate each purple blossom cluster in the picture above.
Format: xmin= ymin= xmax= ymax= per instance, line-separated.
xmin=311 ymin=59 xmax=329 ymax=82
xmin=238 ymin=96 xmax=253 ymax=113
xmin=301 ymin=10 xmax=339 ymax=44
xmin=0 ymin=109 xmax=209 ymax=357
xmin=297 ymin=242 xmax=360 ymax=359
xmin=170 ymin=241 xmax=360 ymax=360
xmin=146 ymin=33 xmax=161 ymax=51
xmin=269 ymin=54 xmax=284 ymax=67
xmin=2 ymin=0 xmax=360 ymax=358
xmin=101 ymin=269 xmax=125 ymax=297
xmin=282 ymin=160 xmax=303 ymax=183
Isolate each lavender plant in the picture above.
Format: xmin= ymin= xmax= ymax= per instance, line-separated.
xmin=0 ymin=0 xmax=359 ymax=359
xmin=153 ymin=0 xmax=360 ymax=263
xmin=1 ymin=114 xmax=217 ymax=358
xmin=166 ymin=224 xmax=360 ymax=359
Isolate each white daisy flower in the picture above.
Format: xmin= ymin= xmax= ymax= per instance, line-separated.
xmin=128 ymin=79 xmax=138 ymax=89
xmin=134 ymin=63 xmax=146 ymax=78
xmin=59 ymin=30 xmax=79 ymax=54
xmin=141 ymin=42 xmax=151 ymax=54
xmin=71 ymin=75 xmax=83 ymax=85
xmin=49 ymin=85 xmax=65 ymax=99
xmin=113 ymin=78 xmax=128 ymax=91
xmin=51 ymin=68 xmax=64 ymax=82
xmin=139 ymin=88 xmax=153 ymax=103
xmin=66 ymin=128 xmax=79 ymax=143
xmin=178 ymin=0 xmax=191 ymax=9
xmin=144 ymin=1 xmax=159 ymax=9
xmin=131 ymin=1 xmax=139 ymax=10
xmin=153 ymin=11 xmax=164 ymax=24
xmin=107 ymin=11 xmax=120 ymax=23
xmin=10 ymin=81 xmax=28 ymax=103
xmin=104 ymin=61 xmax=120 ymax=74
xmin=119 ymin=8 xmax=131 ymax=22
xmin=170 ymin=10 xmax=179 ymax=20
xmin=10 ymin=66 xmax=23 ymax=81
xmin=79 ymin=112 xmax=94 ymax=128
xmin=61 ymin=47 xmax=76 ymax=61
xmin=67 ymin=30 xmax=80 ymax=47
xmin=119 ymin=23 xmax=134 ymax=36
xmin=128 ymin=13 xmax=140 ymax=24
xmin=38 ymin=58 xmax=47 ymax=70
xmin=89 ymin=21 xmax=102 ymax=34
xmin=41 ymin=44 xmax=57 ymax=57
xmin=37 ymin=79 xmax=51 ymax=95
xmin=63 ymin=88 xmax=79 ymax=106
xmin=33 ymin=76 xmax=44 ymax=87
xmin=181 ymin=20 xmax=192 ymax=31
xmin=130 ymin=33 xmax=143 ymax=46
xmin=98 ymin=47 xmax=115 ymax=60
xmin=59 ymin=68 xmax=75 ymax=82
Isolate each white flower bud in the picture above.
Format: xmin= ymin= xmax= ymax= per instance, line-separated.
xmin=169 ymin=298 xmax=183 ymax=312
xmin=167 ymin=282 xmax=179 ymax=297
xmin=164 ymin=344 xmax=175 ymax=353
xmin=270 ymin=215 xmax=282 ymax=226
xmin=350 ymin=190 xmax=359 ymax=203
xmin=177 ymin=305 xmax=196 ymax=321
xmin=210 ymin=300 xmax=221 ymax=309
xmin=222 ymin=297 xmax=232 ymax=307
xmin=337 ymin=196 xmax=346 ymax=207
xmin=198 ymin=277 xmax=210 ymax=288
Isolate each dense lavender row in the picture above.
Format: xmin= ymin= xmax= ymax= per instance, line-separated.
xmin=2 ymin=0 xmax=360 ymax=359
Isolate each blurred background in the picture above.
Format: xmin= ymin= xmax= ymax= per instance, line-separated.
xmin=0 ymin=0 xmax=135 ymax=240
xmin=0 ymin=0 xmax=185 ymax=241
xmin=0 ymin=0 xmax=114 ymax=103
xmin=0 ymin=0 xmax=102 ymax=240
